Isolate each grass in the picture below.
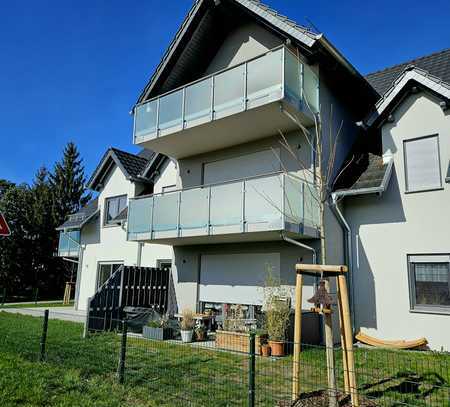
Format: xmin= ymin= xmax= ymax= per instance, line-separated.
xmin=0 ymin=301 xmax=74 ymax=309
xmin=0 ymin=312 xmax=449 ymax=406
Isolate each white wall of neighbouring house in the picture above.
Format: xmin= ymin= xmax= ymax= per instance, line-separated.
xmin=76 ymin=164 xmax=176 ymax=311
xmin=345 ymin=91 xmax=450 ymax=350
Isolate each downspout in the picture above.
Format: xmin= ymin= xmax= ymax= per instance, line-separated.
xmin=280 ymin=232 xmax=316 ymax=264
xmin=330 ymin=194 xmax=356 ymax=332
xmin=136 ymin=242 xmax=144 ymax=267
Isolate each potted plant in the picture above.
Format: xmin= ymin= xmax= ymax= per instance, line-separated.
xmin=263 ymin=269 xmax=291 ymax=357
xmin=180 ymin=308 xmax=195 ymax=343
xmin=143 ymin=316 xmax=172 ymax=340
xmin=195 ymin=325 xmax=207 ymax=341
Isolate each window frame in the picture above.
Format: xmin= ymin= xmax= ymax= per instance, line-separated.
xmin=103 ymin=194 xmax=127 ymax=226
xmin=407 ymin=253 xmax=450 ymax=315
xmin=96 ymin=261 xmax=124 ymax=290
xmin=403 ymin=134 xmax=443 ymax=194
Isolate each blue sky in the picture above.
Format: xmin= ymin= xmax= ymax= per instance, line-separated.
xmin=1 ymin=0 xmax=449 ymax=185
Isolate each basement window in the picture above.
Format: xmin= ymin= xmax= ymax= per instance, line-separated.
xmin=408 ymin=255 xmax=450 ymax=313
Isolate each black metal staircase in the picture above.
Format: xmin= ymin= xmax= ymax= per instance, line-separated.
xmin=87 ymin=266 xmax=171 ymax=332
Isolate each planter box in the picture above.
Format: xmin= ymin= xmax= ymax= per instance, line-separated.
xmin=143 ymin=326 xmax=172 ymax=340
xmin=215 ymin=330 xmax=266 ymax=354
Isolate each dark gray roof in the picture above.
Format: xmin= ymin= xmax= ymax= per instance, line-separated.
xmin=334 ymin=153 xmax=392 ymax=195
xmin=111 ymin=148 xmax=153 ymax=179
xmin=56 ymin=198 xmax=99 ymax=230
xmin=87 ymin=148 xmax=159 ymax=191
xmin=366 ymin=48 xmax=450 ymax=95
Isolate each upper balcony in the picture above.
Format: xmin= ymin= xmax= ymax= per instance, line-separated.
xmin=133 ymin=46 xmax=319 ymax=158
xmin=126 ymin=172 xmax=320 ymax=246
xmin=57 ymin=230 xmax=80 ymax=258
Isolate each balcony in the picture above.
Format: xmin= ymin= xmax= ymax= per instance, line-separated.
xmin=57 ymin=231 xmax=80 ymax=257
xmin=127 ymin=172 xmax=320 ymax=246
xmin=133 ymin=46 xmax=319 ymax=158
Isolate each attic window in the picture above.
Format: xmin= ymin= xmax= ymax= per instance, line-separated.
xmin=104 ymin=195 xmax=127 ymax=225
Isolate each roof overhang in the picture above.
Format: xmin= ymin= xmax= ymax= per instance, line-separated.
xmin=362 ymin=66 xmax=450 ymax=129
xmin=332 ymin=157 xmax=394 ymax=199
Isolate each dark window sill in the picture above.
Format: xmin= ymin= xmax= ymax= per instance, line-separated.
xmin=409 ymin=307 xmax=450 ymax=316
xmin=405 ymin=186 xmax=444 ymax=194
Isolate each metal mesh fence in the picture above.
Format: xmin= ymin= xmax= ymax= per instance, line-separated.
xmin=0 ymin=310 xmax=449 ymax=406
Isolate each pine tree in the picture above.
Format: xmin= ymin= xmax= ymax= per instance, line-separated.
xmin=49 ymin=142 xmax=91 ymax=226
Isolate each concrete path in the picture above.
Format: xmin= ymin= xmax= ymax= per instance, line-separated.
xmin=1 ymin=306 xmax=86 ymax=323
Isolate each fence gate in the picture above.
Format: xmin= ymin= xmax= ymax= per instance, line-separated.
xmin=87 ymin=266 xmax=171 ymax=332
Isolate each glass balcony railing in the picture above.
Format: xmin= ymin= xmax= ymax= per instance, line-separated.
xmin=133 ymin=45 xmax=319 ymax=144
xmin=58 ymin=230 xmax=80 ymax=257
xmin=127 ymin=172 xmax=320 ymax=242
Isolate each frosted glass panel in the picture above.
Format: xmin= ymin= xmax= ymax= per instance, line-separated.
xmin=304 ymin=183 xmax=319 ymax=227
xmin=128 ymin=197 xmax=153 ymax=235
xmin=135 ymin=100 xmax=158 ymax=139
xmin=185 ymin=78 xmax=212 ymax=126
xmin=213 ymin=65 xmax=245 ymax=118
xmin=247 ymin=48 xmax=283 ymax=107
xmin=245 ymin=175 xmax=282 ymax=225
xmin=303 ymin=64 xmax=319 ymax=113
xmin=158 ymin=89 xmax=183 ymax=131
xmin=210 ymin=182 xmax=242 ymax=226
xmin=180 ymin=188 xmax=209 ymax=229
xmin=284 ymin=175 xmax=303 ymax=224
xmin=284 ymin=51 xmax=302 ymax=106
xmin=153 ymin=193 xmax=179 ymax=231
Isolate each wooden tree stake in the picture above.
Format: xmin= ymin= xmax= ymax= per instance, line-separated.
xmin=292 ymin=273 xmax=303 ymax=400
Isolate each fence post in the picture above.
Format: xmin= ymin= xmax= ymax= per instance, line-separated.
xmin=248 ymin=331 xmax=256 ymax=407
xmin=34 ymin=287 xmax=39 ymax=304
xmin=39 ymin=309 xmax=49 ymax=361
xmin=117 ymin=319 xmax=128 ymax=384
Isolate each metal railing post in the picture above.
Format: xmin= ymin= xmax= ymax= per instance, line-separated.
xmin=117 ymin=319 xmax=128 ymax=384
xmin=39 ymin=309 xmax=49 ymax=361
xmin=248 ymin=332 xmax=256 ymax=407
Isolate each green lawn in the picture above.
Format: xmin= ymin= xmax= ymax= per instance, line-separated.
xmin=0 ymin=301 xmax=74 ymax=309
xmin=0 ymin=312 xmax=448 ymax=406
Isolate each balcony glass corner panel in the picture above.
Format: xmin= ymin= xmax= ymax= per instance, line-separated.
xmin=179 ymin=188 xmax=209 ymax=231
xmin=213 ymin=64 xmax=245 ymax=120
xmin=284 ymin=51 xmax=302 ymax=110
xmin=134 ymin=100 xmax=158 ymax=141
xmin=284 ymin=174 xmax=303 ymax=224
xmin=210 ymin=182 xmax=242 ymax=228
xmin=245 ymin=175 xmax=283 ymax=227
xmin=303 ymin=63 xmax=320 ymax=114
xmin=158 ymin=89 xmax=183 ymax=134
xmin=152 ymin=193 xmax=179 ymax=232
xmin=128 ymin=197 xmax=153 ymax=239
xmin=246 ymin=48 xmax=283 ymax=109
xmin=185 ymin=78 xmax=212 ymax=128
xmin=303 ymin=183 xmax=320 ymax=228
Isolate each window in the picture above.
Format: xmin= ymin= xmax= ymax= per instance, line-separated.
xmin=408 ymin=255 xmax=450 ymax=312
xmin=97 ymin=262 xmax=123 ymax=289
xmin=104 ymin=195 xmax=127 ymax=225
xmin=404 ymin=135 xmax=442 ymax=192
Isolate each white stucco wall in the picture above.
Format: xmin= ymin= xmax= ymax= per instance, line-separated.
xmin=205 ymin=22 xmax=282 ymax=74
xmin=345 ymin=91 xmax=450 ymax=350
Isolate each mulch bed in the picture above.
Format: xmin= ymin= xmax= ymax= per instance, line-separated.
xmin=277 ymin=390 xmax=378 ymax=407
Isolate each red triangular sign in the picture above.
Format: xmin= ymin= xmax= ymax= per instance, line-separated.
xmin=0 ymin=213 xmax=10 ymax=236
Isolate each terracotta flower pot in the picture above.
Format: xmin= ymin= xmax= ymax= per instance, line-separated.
xmin=261 ymin=344 xmax=271 ymax=357
xmin=268 ymin=340 xmax=284 ymax=356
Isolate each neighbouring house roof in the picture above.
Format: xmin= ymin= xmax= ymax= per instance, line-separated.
xmin=87 ymin=147 xmax=160 ymax=191
xmin=333 ymin=153 xmax=393 ymax=198
xmin=56 ymin=198 xmax=99 ymax=231
xmin=366 ymin=48 xmax=450 ymax=95
xmin=112 ymin=206 xmax=128 ymax=223
xmin=363 ymin=66 xmax=450 ymax=128
xmin=135 ymin=0 xmax=376 ymax=110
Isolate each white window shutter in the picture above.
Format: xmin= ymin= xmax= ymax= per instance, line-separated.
xmin=404 ymin=135 xmax=441 ymax=191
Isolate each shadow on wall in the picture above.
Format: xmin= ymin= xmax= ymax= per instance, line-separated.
xmin=82 ymin=217 xmax=100 ymax=245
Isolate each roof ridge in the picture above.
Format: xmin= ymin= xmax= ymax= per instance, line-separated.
xmin=366 ymin=47 xmax=450 ymax=78
xmin=110 ymin=147 xmax=149 ymax=162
